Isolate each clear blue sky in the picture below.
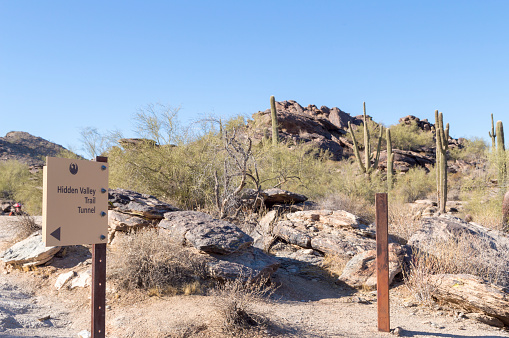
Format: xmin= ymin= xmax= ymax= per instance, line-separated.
xmin=1 ymin=1 xmax=508 ymax=155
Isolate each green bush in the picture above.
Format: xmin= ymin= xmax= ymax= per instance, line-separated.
xmin=0 ymin=160 xmax=42 ymax=215
xmin=389 ymin=121 xmax=434 ymax=151
xmin=391 ymin=166 xmax=435 ymax=203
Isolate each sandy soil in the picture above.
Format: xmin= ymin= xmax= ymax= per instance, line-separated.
xmin=1 ymin=216 xmax=509 ymax=338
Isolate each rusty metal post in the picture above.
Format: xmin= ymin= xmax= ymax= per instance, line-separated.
xmin=376 ymin=192 xmax=390 ymax=332
xmin=92 ymin=156 xmax=107 ymax=338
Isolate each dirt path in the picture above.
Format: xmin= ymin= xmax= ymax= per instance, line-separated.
xmin=1 ymin=216 xmax=509 ymax=337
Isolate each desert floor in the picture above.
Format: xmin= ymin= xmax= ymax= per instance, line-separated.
xmin=1 ymin=216 xmax=508 ymax=338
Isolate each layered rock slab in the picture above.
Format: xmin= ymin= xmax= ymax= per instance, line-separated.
xmin=0 ymin=232 xmax=60 ymax=267
xmin=158 ymin=211 xmax=253 ymax=254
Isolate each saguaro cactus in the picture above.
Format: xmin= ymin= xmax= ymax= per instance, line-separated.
xmin=386 ymin=128 xmax=394 ymax=191
xmin=435 ymin=110 xmax=449 ymax=214
xmin=489 ymin=114 xmax=496 ymax=150
xmin=496 ymin=120 xmax=506 ymax=190
xmin=503 ymin=191 xmax=509 ymax=231
xmin=348 ymin=102 xmax=382 ymax=174
xmin=270 ymin=95 xmax=279 ymax=146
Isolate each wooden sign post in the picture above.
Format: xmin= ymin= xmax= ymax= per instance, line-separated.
xmin=376 ymin=193 xmax=390 ymax=332
xmin=92 ymin=156 xmax=107 ymax=338
xmin=42 ymin=156 xmax=109 ymax=338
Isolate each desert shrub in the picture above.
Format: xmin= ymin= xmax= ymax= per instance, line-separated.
xmin=391 ymin=166 xmax=435 ymax=203
xmin=108 ymin=229 xmax=207 ymax=295
xmin=315 ymin=192 xmax=375 ymax=223
xmin=347 ymin=117 xmax=385 ymax=152
xmin=212 ymin=275 xmax=275 ymax=335
xmin=14 ymin=214 xmax=42 ymax=241
xmin=0 ymin=160 xmax=42 ymax=215
xmin=449 ymin=137 xmax=488 ymax=162
xmin=322 ymin=253 xmax=350 ymax=278
xmin=388 ymin=200 xmax=421 ymax=243
xmin=389 ymin=121 xmax=434 ymax=151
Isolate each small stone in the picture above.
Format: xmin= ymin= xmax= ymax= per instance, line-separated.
xmin=78 ymin=330 xmax=91 ymax=338
xmin=391 ymin=326 xmax=403 ymax=336
xmin=55 ymin=271 xmax=76 ymax=290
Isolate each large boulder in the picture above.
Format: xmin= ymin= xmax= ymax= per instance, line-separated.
xmin=338 ymin=243 xmax=406 ymax=288
xmin=206 ymin=246 xmax=280 ymax=281
xmin=158 ymin=211 xmax=253 ymax=254
xmin=108 ymin=188 xmax=179 ymax=219
xmin=408 ymin=215 xmax=509 ymax=287
xmin=0 ymin=232 xmax=60 ymax=267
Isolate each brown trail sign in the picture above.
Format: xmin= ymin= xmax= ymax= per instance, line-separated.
xmin=43 ymin=156 xmax=109 ymax=338
xmin=43 ymin=156 xmax=109 ymax=246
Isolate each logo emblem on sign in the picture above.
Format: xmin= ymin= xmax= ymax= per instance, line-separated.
xmin=69 ymin=163 xmax=78 ymax=175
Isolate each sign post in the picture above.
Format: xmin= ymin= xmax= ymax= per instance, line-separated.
xmin=376 ymin=192 xmax=390 ymax=332
xmin=43 ymin=156 xmax=109 ymax=337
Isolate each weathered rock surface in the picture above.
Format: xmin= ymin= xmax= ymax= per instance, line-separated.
xmin=54 ymin=271 xmax=76 ymax=290
xmin=262 ymin=188 xmax=308 ymax=206
xmin=248 ymin=100 xmax=360 ymax=160
xmin=206 ymin=247 xmax=280 ymax=281
xmin=108 ymin=210 xmax=154 ymax=231
xmin=0 ymin=131 xmax=69 ymax=168
xmin=257 ymin=209 xmax=376 ymax=256
xmin=108 ymin=188 xmax=179 ymax=219
xmin=378 ymin=149 xmax=434 ymax=172
xmin=0 ymin=232 xmax=60 ymax=267
xmin=429 ymin=274 xmax=509 ymax=326
xmin=408 ymin=215 xmax=509 ymax=287
xmin=158 ymin=211 xmax=253 ymax=254
xmin=338 ymin=243 xmax=405 ymax=288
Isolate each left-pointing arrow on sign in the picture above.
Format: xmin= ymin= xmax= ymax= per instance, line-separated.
xmin=50 ymin=227 xmax=61 ymax=241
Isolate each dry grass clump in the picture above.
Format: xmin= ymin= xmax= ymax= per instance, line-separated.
xmin=108 ymin=228 xmax=208 ymax=296
xmin=388 ymin=201 xmax=422 ymax=243
xmin=405 ymin=232 xmax=509 ymax=305
xmin=322 ymin=253 xmax=350 ymax=278
xmin=315 ymin=192 xmax=375 ymax=223
xmin=13 ymin=214 xmax=41 ymax=241
xmin=212 ymin=276 xmax=276 ymax=336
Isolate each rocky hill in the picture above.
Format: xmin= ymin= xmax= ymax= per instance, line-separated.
xmin=0 ymin=131 xmax=68 ymax=169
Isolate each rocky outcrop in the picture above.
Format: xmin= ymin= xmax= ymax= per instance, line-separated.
xmin=398 ymin=115 xmax=433 ymax=132
xmin=0 ymin=232 xmax=60 ymax=267
xmin=249 ymin=100 xmax=362 ymax=160
xmin=158 ymin=211 xmax=253 ymax=254
xmin=108 ymin=188 xmax=179 ymax=219
xmin=241 ymin=188 xmax=308 ymax=209
xmin=0 ymin=131 xmax=69 ymax=168
xmin=255 ymin=209 xmax=376 ymax=256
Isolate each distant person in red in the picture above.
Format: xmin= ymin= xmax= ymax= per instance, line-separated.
xmin=9 ymin=203 xmax=22 ymax=216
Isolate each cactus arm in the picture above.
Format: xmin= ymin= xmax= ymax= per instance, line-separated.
xmin=490 ymin=114 xmax=497 ymax=150
xmin=371 ymin=126 xmax=383 ymax=171
xmin=496 ymin=120 xmax=506 ymax=191
xmin=386 ymin=128 xmax=393 ymax=191
xmin=270 ymin=95 xmax=279 ymax=146
xmin=363 ymin=102 xmax=371 ymax=171
xmin=349 ymin=121 xmax=366 ymax=173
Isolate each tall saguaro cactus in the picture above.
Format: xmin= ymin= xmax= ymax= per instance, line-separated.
xmin=496 ymin=120 xmax=506 ymax=191
xmin=489 ymin=114 xmax=496 ymax=150
xmin=386 ymin=128 xmax=394 ymax=191
xmin=435 ymin=110 xmax=449 ymax=214
xmin=270 ymin=96 xmax=279 ymax=146
xmin=348 ymin=102 xmax=382 ymax=174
